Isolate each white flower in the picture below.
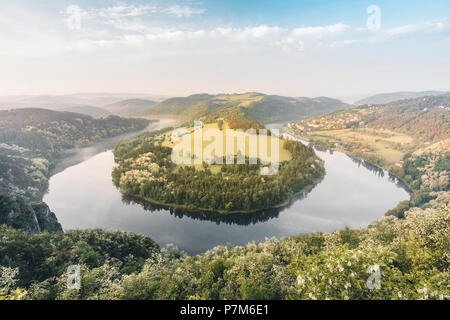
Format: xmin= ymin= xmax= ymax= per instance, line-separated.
xmin=308 ymin=292 xmax=316 ymax=300
xmin=297 ymin=275 xmax=305 ymax=286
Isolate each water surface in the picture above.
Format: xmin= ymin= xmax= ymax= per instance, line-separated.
xmin=44 ymin=121 xmax=410 ymax=254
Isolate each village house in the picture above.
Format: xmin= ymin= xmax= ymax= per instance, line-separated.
xmin=395 ymin=161 xmax=404 ymax=168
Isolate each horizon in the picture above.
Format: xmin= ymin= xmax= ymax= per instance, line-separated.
xmin=1 ymin=89 xmax=449 ymax=103
xmin=1 ymin=0 xmax=450 ymax=98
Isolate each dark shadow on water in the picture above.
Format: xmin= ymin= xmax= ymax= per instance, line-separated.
xmin=121 ymin=189 xmax=314 ymax=226
xmin=348 ymin=155 xmax=412 ymax=194
xmin=389 ymin=174 xmax=412 ymax=194
xmin=349 ymin=156 xmax=385 ymax=178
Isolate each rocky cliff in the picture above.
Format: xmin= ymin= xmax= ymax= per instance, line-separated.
xmin=0 ymin=192 xmax=62 ymax=233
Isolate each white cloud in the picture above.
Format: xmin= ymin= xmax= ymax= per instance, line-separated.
xmin=275 ymin=37 xmax=305 ymax=52
xmin=97 ymin=5 xmax=156 ymax=19
xmin=291 ymin=23 xmax=350 ymax=37
xmin=329 ymin=39 xmax=360 ymax=48
xmin=103 ymin=19 xmax=152 ymax=33
xmin=163 ymin=5 xmax=206 ymax=18
xmin=3 ymin=1 xmax=449 ymax=58
xmin=386 ymin=20 xmax=448 ymax=36
xmin=220 ymin=25 xmax=286 ymax=41
xmin=60 ymin=17 xmax=450 ymax=54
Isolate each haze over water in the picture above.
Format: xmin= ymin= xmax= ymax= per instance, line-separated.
xmin=44 ymin=120 xmax=410 ymax=254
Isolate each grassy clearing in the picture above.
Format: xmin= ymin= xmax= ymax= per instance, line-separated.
xmin=162 ymin=122 xmax=292 ymax=168
xmin=212 ymin=93 xmax=265 ymax=107
xmin=305 ymin=128 xmax=416 ymax=166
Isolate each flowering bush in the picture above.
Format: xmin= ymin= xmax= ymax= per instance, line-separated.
xmin=1 ymin=205 xmax=448 ymax=300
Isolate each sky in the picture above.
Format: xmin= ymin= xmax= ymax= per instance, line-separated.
xmin=0 ymin=0 xmax=449 ymax=99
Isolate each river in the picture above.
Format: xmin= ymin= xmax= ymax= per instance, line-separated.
xmin=44 ymin=120 xmax=410 ymax=254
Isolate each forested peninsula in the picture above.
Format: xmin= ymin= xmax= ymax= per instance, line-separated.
xmin=112 ymin=122 xmax=325 ymax=213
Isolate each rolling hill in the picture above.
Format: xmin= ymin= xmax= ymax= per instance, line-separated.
xmin=135 ymin=93 xmax=215 ymax=117
xmin=104 ymin=99 xmax=157 ymax=116
xmin=0 ymin=93 xmax=167 ymax=108
xmin=0 ymin=108 xmax=151 ymax=233
xmin=355 ymin=91 xmax=448 ymax=105
xmin=136 ymin=92 xmax=350 ymax=124
xmin=0 ymin=108 xmax=150 ymax=154
xmin=0 ymin=108 xmax=150 ymax=198
xmin=285 ymin=94 xmax=450 ymax=167
xmin=42 ymin=105 xmax=112 ymax=118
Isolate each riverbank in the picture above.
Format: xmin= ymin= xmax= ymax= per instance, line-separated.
xmin=283 ymin=127 xmax=416 ymax=207
xmin=45 ymin=140 xmax=410 ymax=253
xmin=112 ymin=122 xmax=327 ymax=215
xmin=47 ymin=119 xmax=177 ymax=176
xmin=116 ymin=172 xmax=326 ymax=215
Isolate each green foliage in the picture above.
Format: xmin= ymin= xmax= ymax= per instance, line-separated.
xmin=388 ymin=150 xmax=449 ymax=217
xmin=0 ymin=204 xmax=447 ymax=300
xmin=0 ymin=192 xmax=61 ymax=233
xmin=105 ymin=99 xmax=156 ymax=116
xmin=112 ymin=131 xmax=325 ymax=213
xmin=0 ymin=108 xmax=150 ymax=159
xmin=368 ymin=96 xmax=450 ymax=143
xmin=137 ymin=93 xmax=350 ymax=124
xmin=0 ymin=108 xmax=151 ymax=231
xmin=0 ymin=226 xmax=159 ymax=292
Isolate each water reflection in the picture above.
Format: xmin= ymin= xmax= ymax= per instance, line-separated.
xmin=44 ymin=120 xmax=411 ymax=254
xmin=349 ymin=157 xmax=385 ymax=177
xmin=121 ymin=188 xmax=314 ymax=226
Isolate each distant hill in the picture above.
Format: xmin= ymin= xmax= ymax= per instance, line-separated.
xmin=0 ymin=93 xmax=168 ymax=108
xmin=0 ymin=108 xmax=150 ymax=205
xmin=57 ymin=105 xmax=111 ymax=118
xmin=34 ymin=104 xmax=111 ymax=118
xmin=0 ymin=108 xmax=150 ymax=233
xmin=241 ymin=95 xmax=350 ymax=124
xmin=104 ymin=99 xmax=157 ymax=116
xmin=137 ymin=92 xmax=350 ymax=124
xmin=0 ymin=103 xmax=113 ymax=118
xmin=300 ymin=94 xmax=450 ymax=143
xmin=355 ymin=91 xmax=448 ymax=105
xmin=136 ymin=94 xmax=215 ymax=117
xmin=365 ymin=95 xmax=450 ymax=142
xmin=285 ymin=94 xmax=450 ymax=170
xmin=0 ymin=108 xmax=150 ymax=157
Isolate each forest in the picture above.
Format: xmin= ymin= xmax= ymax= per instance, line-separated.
xmin=135 ymin=92 xmax=350 ymax=124
xmin=112 ymin=127 xmax=325 ymax=213
xmin=0 ymin=98 xmax=448 ymax=301
xmin=0 ymin=108 xmax=151 ymax=232
xmin=1 ymin=203 xmax=448 ymax=300
xmin=289 ymin=95 xmax=450 ymax=145
xmin=285 ymin=95 xmax=449 ymax=221
xmin=387 ymin=146 xmax=449 ymax=218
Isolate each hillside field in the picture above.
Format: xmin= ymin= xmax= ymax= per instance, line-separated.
xmin=158 ymin=122 xmax=292 ymax=165
xmin=305 ymin=128 xmax=414 ymax=166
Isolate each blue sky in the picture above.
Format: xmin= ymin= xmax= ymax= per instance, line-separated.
xmin=1 ymin=0 xmax=449 ymax=99
xmin=203 ymin=0 xmax=450 ymax=27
